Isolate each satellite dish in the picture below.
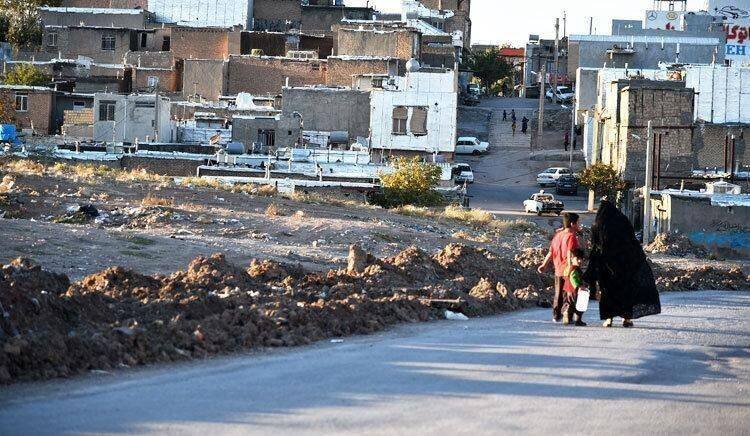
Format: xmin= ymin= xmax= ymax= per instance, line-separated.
xmin=406 ymin=58 xmax=421 ymax=72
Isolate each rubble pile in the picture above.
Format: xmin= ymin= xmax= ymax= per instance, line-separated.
xmin=654 ymin=265 xmax=750 ymax=292
xmin=646 ymin=233 xmax=709 ymax=258
xmin=514 ymin=248 xmax=547 ymax=269
xmin=96 ymin=206 xmax=181 ymax=229
xmin=0 ymin=244 xmax=551 ymax=384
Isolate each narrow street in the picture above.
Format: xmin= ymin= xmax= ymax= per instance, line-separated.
xmin=457 ymin=98 xmax=590 ymax=224
xmin=1 ymin=291 xmax=748 ymax=435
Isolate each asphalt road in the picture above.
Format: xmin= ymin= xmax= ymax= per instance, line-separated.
xmin=1 ymin=291 xmax=748 ymax=435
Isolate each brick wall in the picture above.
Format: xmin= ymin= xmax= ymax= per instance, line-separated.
xmin=0 ymin=89 xmax=54 ymax=134
xmin=299 ymin=34 xmax=334 ymax=58
xmin=120 ymin=156 xmax=201 ymax=176
xmin=125 ymin=51 xmax=175 ymax=69
xmin=246 ymin=32 xmax=287 ymax=56
xmin=182 ymin=59 xmax=227 ymax=100
xmin=132 ymin=67 xmax=180 ymax=92
xmin=226 ymin=56 xmax=327 ymax=95
xmin=63 ymin=108 xmax=94 ymax=125
xmin=171 ymin=27 xmax=229 ymax=61
xmin=692 ymin=123 xmax=747 ymax=170
xmin=300 ymin=6 xmax=373 ymax=35
xmin=326 ymin=57 xmax=396 ymax=87
xmin=39 ymin=9 xmax=148 ymax=28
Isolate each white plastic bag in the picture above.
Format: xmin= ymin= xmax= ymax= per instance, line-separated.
xmin=576 ymin=289 xmax=590 ymax=313
xmin=445 ymin=310 xmax=469 ymax=321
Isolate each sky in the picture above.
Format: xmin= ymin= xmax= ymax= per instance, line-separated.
xmin=347 ymin=0 xmax=708 ymax=46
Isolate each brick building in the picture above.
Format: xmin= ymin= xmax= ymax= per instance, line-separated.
xmin=416 ymin=0 xmax=471 ymax=50
xmin=0 ymin=86 xmax=55 ymax=135
xmin=170 ymin=27 xmax=243 ymax=61
xmin=336 ymin=27 xmax=420 ymax=61
xmin=42 ymin=26 xmax=161 ymax=64
xmin=595 ymin=79 xmax=695 ymax=184
xmin=252 ymin=0 xmax=374 ymax=34
xmin=226 ymin=56 xmax=327 ymax=95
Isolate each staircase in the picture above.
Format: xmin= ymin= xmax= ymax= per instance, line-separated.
xmin=488 ymin=109 xmax=533 ymax=149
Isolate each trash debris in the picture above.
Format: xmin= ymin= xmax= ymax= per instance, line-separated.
xmin=330 ymin=339 xmax=344 ymax=343
xmin=445 ymin=310 xmax=469 ymax=321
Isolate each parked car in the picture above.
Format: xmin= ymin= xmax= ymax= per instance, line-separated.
xmin=462 ymin=94 xmax=480 ymax=106
xmin=454 ymin=169 xmax=474 ymax=184
xmin=467 ymin=83 xmax=481 ymax=95
xmin=546 ymin=85 xmax=575 ymax=103
xmin=536 ymin=167 xmax=573 ymax=186
xmin=555 ymin=174 xmax=579 ymax=195
xmin=523 ymin=192 xmax=565 ymax=216
xmin=456 ymin=137 xmax=490 ymax=155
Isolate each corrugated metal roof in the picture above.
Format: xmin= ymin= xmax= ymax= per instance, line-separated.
xmin=569 ymin=34 xmax=722 ymax=45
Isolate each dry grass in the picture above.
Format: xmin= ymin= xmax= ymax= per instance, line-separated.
xmin=180 ymin=177 xmax=278 ymax=197
xmin=1 ymin=159 xmax=46 ymax=176
xmin=391 ymin=205 xmax=439 ymax=219
xmin=442 ymin=205 xmax=494 ymax=226
xmin=285 ymin=191 xmax=365 ymax=208
xmin=452 ymin=230 xmax=492 ymax=243
xmin=141 ymin=193 xmax=174 ymax=207
xmin=488 ymin=219 xmax=538 ymax=235
xmin=265 ymin=203 xmax=282 ymax=217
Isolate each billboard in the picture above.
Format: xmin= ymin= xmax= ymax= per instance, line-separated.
xmin=708 ymin=0 xmax=750 ymax=65
xmin=644 ymin=10 xmax=685 ymax=30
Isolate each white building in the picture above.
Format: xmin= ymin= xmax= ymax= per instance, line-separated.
xmin=369 ymin=66 xmax=458 ymax=161
xmin=148 ymin=0 xmax=252 ymax=28
xmin=685 ymin=64 xmax=750 ymax=124
xmin=93 ymin=93 xmax=173 ymax=144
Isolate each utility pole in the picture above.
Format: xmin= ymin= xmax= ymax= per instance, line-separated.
xmin=589 ymin=17 xmax=594 ymax=35
xmin=643 ymin=121 xmax=654 ymax=246
xmin=563 ymin=11 xmax=567 ymax=38
xmin=587 ymin=113 xmax=597 ymax=212
xmin=553 ymin=18 xmax=560 ymax=103
xmin=536 ymin=64 xmax=546 ymax=152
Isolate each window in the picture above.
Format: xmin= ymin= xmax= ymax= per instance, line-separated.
xmin=140 ymin=33 xmax=147 ymax=49
xmin=134 ymin=100 xmax=155 ymax=108
xmin=147 ymin=76 xmax=159 ymax=88
xmin=101 ymin=34 xmax=116 ymax=51
xmin=14 ymin=93 xmax=28 ymax=112
xmin=162 ymin=36 xmax=171 ymax=51
xmin=258 ymin=129 xmax=275 ymax=148
xmin=73 ymin=101 xmax=86 ymax=111
xmin=372 ymin=78 xmax=384 ymax=88
xmin=392 ymin=106 xmax=407 ymax=135
xmin=46 ymin=32 xmax=57 ymax=47
xmin=99 ymin=100 xmax=116 ymax=121
xmin=410 ymin=107 xmax=428 ymax=136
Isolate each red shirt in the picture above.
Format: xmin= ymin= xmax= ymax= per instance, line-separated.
xmin=550 ymin=229 xmax=579 ymax=277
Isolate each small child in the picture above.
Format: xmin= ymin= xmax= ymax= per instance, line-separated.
xmin=563 ymin=248 xmax=588 ymax=326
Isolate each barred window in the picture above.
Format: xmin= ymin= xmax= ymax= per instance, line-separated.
xmin=410 ymin=107 xmax=428 ymax=136
xmin=99 ymin=101 xmax=116 ymax=121
xmin=101 ymin=34 xmax=116 ymax=51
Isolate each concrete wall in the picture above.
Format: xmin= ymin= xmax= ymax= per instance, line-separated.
xmin=43 ymin=27 xmax=135 ymax=64
xmin=336 ymin=28 xmax=419 ymax=60
xmin=252 ymin=0 xmax=301 ymax=31
xmin=39 ymin=8 xmax=150 ymax=28
xmin=370 ymin=70 xmax=458 ymax=155
xmin=149 ymin=0 xmax=251 ymax=28
xmin=569 ymin=35 xmax=723 ymax=73
xmin=326 ymin=57 xmax=398 ymax=88
xmin=282 ymin=87 xmax=371 ymax=140
xmin=232 ymin=115 xmax=300 ymax=150
xmin=93 ymin=93 xmax=172 ymax=143
xmin=301 ymin=6 xmax=373 ymax=35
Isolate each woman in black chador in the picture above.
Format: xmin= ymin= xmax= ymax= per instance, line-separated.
xmin=585 ymin=200 xmax=661 ymax=327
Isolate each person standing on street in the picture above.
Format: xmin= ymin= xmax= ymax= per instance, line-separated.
xmin=538 ymin=213 xmax=582 ymax=324
xmin=521 ymin=117 xmax=529 ymax=134
xmin=503 ymin=110 xmax=507 ymax=121
xmin=511 ymin=109 xmax=517 ymax=122
xmin=511 ymin=120 xmax=517 ymax=135
xmin=564 ymin=130 xmax=570 ymax=151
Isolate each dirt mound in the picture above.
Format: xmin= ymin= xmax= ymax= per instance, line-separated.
xmin=515 ymin=248 xmax=547 ymax=269
xmin=70 ymin=267 xmax=162 ymax=301
xmin=646 ymin=233 xmax=709 ymax=257
xmin=655 ymin=266 xmax=749 ymax=291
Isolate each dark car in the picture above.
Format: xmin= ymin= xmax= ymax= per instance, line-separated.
xmin=555 ymin=174 xmax=579 ymax=195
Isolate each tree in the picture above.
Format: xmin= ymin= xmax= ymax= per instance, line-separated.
xmin=375 ymin=157 xmax=444 ymax=208
xmin=4 ymin=63 xmax=49 ymax=86
xmin=462 ymin=48 xmax=513 ymax=95
xmin=578 ymin=163 xmax=628 ymax=199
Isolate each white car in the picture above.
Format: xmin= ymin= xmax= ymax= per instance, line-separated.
xmin=455 ymin=137 xmax=490 ymax=155
xmin=455 ymin=170 xmax=474 ymax=184
xmin=546 ymin=85 xmax=575 ymax=103
xmin=537 ymin=167 xmax=573 ymax=186
xmin=523 ymin=192 xmax=565 ymax=216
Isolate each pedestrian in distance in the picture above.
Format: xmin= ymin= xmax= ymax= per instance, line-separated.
xmin=564 ymin=130 xmax=570 ymax=151
xmin=503 ymin=110 xmax=507 ymax=121
xmin=521 ymin=117 xmax=529 ymax=134
xmin=511 ymin=120 xmax=517 ymax=135
xmin=538 ymin=212 xmax=583 ymax=325
xmin=511 ymin=109 xmax=517 ymax=122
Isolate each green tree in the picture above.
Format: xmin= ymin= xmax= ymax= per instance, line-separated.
xmin=462 ymin=47 xmax=513 ymax=94
xmin=578 ymin=163 xmax=628 ymax=199
xmin=4 ymin=63 xmax=49 ymax=86
xmin=375 ymin=157 xmax=444 ymax=208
